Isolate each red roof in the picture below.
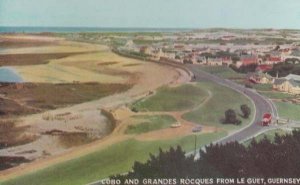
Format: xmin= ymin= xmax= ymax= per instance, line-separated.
xmin=256 ymin=65 xmax=273 ymax=72
xmin=241 ymin=55 xmax=258 ymax=66
xmin=221 ymin=56 xmax=231 ymax=61
xmin=268 ymin=56 xmax=281 ymax=62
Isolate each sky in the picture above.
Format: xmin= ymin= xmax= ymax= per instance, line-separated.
xmin=0 ymin=0 xmax=300 ymax=29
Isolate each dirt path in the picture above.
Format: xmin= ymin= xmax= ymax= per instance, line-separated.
xmin=132 ymin=89 xmax=218 ymax=141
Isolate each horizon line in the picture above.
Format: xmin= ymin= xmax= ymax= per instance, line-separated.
xmin=1 ymin=25 xmax=300 ymax=31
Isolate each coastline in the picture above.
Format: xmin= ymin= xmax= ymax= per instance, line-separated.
xmin=0 ymin=66 xmax=23 ymax=83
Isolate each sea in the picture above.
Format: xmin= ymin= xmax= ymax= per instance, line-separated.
xmin=0 ymin=67 xmax=23 ymax=83
xmin=0 ymin=26 xmax=193 ymax=33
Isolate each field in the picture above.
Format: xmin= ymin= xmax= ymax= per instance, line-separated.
xmin=131 ymin=84 xmax=208 ymax=112
xmin=243 ymin=129 xmax=290 ymax=146
xmin=0 ymin=82 xmax=130 ymax=117
xmin=253 ymin=84 xmax=273 ymax=91
xmin=1 ymin=131 xmax=226 ymax=185
xmin=275 ymin=102 xmax=300 ymax=120
xmin=0 ymin=34 xmax=191 ymax=178
xmin=259 ymin=91 xmax=295 ymax=99
xmin=0 ymin=52 xmax=92 ymax=66
xmin=125 ymin=115 xmax=176 ymax=134
xmin=198 ymin=66 xmax=245 ymax=79
xmin=183 ymin=82 xmax=254 ymax=131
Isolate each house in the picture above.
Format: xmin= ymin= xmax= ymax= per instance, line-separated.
xmin=256 ymin=65 xmax=273 ymax=72
xmin=280 ymin=48 xmax=292 ymax=56
xmin=264 ymin=56 xmax=283 ymax=64
xmin=235 ymin=61 xmax=243 ymax=68
xmin=206 ymin=57 xmax=223 ymax=66
xmin=221 ymin=56 xmax=233 ymax=66
xmin=139 ymin=46 xmax=152 ymax=55
xmin=240 ymin=54 xmax=258 ymax=66
xmin=273 ymin=74 xmax=300 ymax=94
xmin=196 ymin=56 xmax=207 ymax=65
xmin=247 ymin=72 xmax=273 ymax=84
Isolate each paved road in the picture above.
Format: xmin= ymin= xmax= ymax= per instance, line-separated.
xmin=186 ymin=64 xmax=276 ymax=146
xmin=87 ymin=64 xmax=279 ymax=185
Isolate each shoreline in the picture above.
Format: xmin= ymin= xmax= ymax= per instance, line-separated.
xmin=0 ymin=66 xmax=23 ymax=83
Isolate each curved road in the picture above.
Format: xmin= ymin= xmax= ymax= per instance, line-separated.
xmin=186 ymin=64 xmax=276 ymax=145
xmin=87 ymin=63 xmax=279 ymax=185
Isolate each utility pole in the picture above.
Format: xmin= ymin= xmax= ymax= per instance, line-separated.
xmin=194 ymin=134 xmax=197 ymax=156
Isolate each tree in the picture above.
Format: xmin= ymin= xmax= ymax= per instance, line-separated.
xmin=224 ymin=109 xmax=241 ymax=125
xmin=240 ymin=104 xmax=251 ymax=118
xmin=112 ymin=130 xmax=300 ymax=180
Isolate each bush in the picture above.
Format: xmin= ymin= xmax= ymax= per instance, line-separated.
xmin=224 ymin=109 xmax=241 ymax=125
xmin=240 ymin=104 xmax=251 ymax=118
xmin=112 ymin=130 xmax=300 ymax=179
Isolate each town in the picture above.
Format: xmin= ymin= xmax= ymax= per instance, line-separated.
xmin=104 ymin=29 xmax=300 ymax=94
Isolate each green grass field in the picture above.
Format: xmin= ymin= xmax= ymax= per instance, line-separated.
xmin=2 ymin=132 xmax=226 ymax=185
xmin=276 ymin=102 xmax=300 ymax=120
xmin=243 ymin=129 xmax=289 ymax=146
xmin=199 ymin=66 xmax=245 ymax=79
xmin=125 ymin=115 xmax=176 ymax=134
xmin=131 ymin=84 xmax=208 ymax=112
xmin=259 ymin=91 xmax=295 ymax=99
xmin=182 ymin=82 xmax=254 ymax=131
xmin=253 ymin=84 xmax=273 ymax=91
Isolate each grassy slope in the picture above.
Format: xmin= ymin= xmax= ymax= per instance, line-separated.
xmin=259 ymin=91 xmax=295 ymax=99
xmin=125 ymin=115 xmax=176 ymax=134
xmin=131 ymin=84 xmax=208 ymax=112
xmin=199 ymin=66 xmax=245 ymax=79
xmin=243 ymin=129 xmax=289 ymax=146
xmin=276 ymin=102 xmax=300 ymax=120
xmin=253 ymin=84 xmax=273 ymax=91
xmin=3 ymin=132 xmax=226 ymax=185
xmin=183 ymin=82 xmax=254 ymax=131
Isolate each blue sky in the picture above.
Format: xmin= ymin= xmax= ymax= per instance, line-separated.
xmin=0 ymin=0 xmax=300 ymax=28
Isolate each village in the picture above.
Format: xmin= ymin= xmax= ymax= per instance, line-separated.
xmin=115 ymin=30 xmax=300 ymax=95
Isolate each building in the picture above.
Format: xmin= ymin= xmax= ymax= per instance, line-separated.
xmin=196 ymin=56 xmax=207 ymax=64
xmin=221 ymin=56 xmax=233 ymax=66
xmin=206 ymin=57 xmax=223 ymax=66
xmin=247 ymin=72 xmax=273 ymax=84
xmin=139 ymin=46 xmax=152 ymax=55
xmin=256 ymin=65 xmax=273 ymax=72
xmin=273 ymin=74 xmax=300 ymax=94
xmin=240 ymin=54 xmax=258 ymax=66
xmin=264 ymin=56 xmax=283 ymax=65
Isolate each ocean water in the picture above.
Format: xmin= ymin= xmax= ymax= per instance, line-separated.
xmin=0 ymin=26 xmax=193 ymax=33
xmin=0 ymin=67 xmax=23 ymax=83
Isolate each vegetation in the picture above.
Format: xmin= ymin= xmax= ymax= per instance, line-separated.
xmin=223 ymin=109 xmax=241 ymax=125
xmin=199 ymin=66 xmax=245 ymax=79
xmin=113 ymin=130 xmax=300 ymax=181
xmin=253 ymin=84 xmax=273 ymax=91
xmin=2 ymin=132 xmax=226 ymax=185
xmin=0 ymin=52 xmax=90 ymax=66
xmin=183 ymin=82 xmax=254 ymax=131
xmin=243 ymin=129 xmax=288 ymax=146
xmin=275 ymin=102 xmax=300 ymax=120
xmin=269 ymin=62 xmax=300 ymax=77
xmin=131 ymin=84 xmax=208 ymax=112
xmin=240 ymin=104 xmax=251 ymax=118
xmin=230 ymin=63 xmax=258 ymax=74
xmin=125 ymin=115 xmax=176 ymax=134
xmin=259 ymin=91 xmax=295 ymax=99
xmin=0 ymin=82 xmax=130 ymax=116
